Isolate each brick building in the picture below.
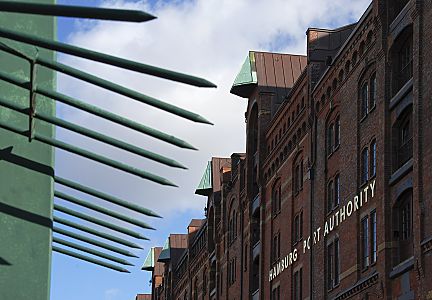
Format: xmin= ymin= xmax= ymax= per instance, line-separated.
xmin=141 ymin=1 xmax=432 ymax=299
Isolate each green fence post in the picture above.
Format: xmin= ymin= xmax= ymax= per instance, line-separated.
xmin=0 ymin=1 xmax=55 ymax=299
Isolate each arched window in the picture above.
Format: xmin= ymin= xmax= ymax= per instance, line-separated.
xmin=293 ymin=159 xmax=303 ymax=195
xmin=361 ymin=148 xmax=369 ymax=184
xmin=334 ymin=116 xmax=340 ymax=147
xmin=391 ymin=26 xmax=413 ymax=95
xmin=359 ymin=41 xmax=365 ymax=56
xmin=193 ymin=278 xmax=198 ymax=300
xmin=370 ymin=73 xmax=377 ymax=109
xmin=361 ymin=82 xmax=369 ymax=118
xmin=202 ymin=269 xmax=207 ymax=295
xmin=272 ymin=180 xmax=281 ymax=215
xmin=345 ymin=60 xmax=351 ymax=74
xmin=370 ymin=139 xmax=376 ymax=177
xmin=327 ymin=180 xmax=334 ymax=212
xmin=393 ymin=190 xmax=413 ymax=264
xmin=393 ymin=107 xmax=413 ymax=171
xmin=352 ymin=51 xmax=358 ymax=65
xmin=327 ymin=123 xmax=334 ymax=155
xmin=334 ymin=174 xmax=340 ymax=206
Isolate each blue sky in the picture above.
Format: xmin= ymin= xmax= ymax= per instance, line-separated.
xmin=51 ymin=1 xmax=370 ymax=299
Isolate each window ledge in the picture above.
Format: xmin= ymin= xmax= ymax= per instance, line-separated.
xmin=389 ymin=256 xmax=414 ymax=279
xmin=389 ymin=158 xmax=413 ymax=186
xmin=390 ymin=78 xmax=413 ymax=110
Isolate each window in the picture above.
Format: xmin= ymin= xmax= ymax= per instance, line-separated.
xmin=202 ymin=270 xmax=207 ymax=295
xmin=293 ymin=211 xmax=303 ymax=244
xmin=398 ymin=37 xmax=413 ymax=88
xmin=271 ymin=285 xmax=280 ymax=300
xmin=327 ymin=180 xmax=334 ymax=212
xmin=370 ymin=73 xmax=376 ymax=109
xmin=335 ymin=175 xmax=340 ymax=207
xmin=272 ymin=232 xmax=281 ymax=263
xmin=362 ymin=210 xmax=378 ymax=269
xmin=294 ymin=160 xmax=303 ymax=194
xmin=370 ymin=140 xmax=376 ymax=177
xmin=327 ymin=239 xmax=340 ymax=290
xmin=228 ymin=258 xmax=236 ymax=286
xmin=393 ymin=191 xmax=413 ymax=264
xmin=327 ymin=123 xmax=334 ymax=155
xmin=371 ymin=210 xmax=377 ymax=264
xmin=361 ymin=83 xmax=369 ymax=118
xmin=293 ymin=268 xmax=303 ymax=300
xmin=335 ymin=116 xmax=340 ymax=147
xmin=272 ymin=182 xmax=281 ymax=215
xmin=244 ymin=244 xmax=248 ymax=271
xmin=228 ymin=208 xmax=237 ymax=244
xmin=193 ymin=278 xmax=198 ymax=300
xmin=361 ymin=148 xmax=369 ymax=184
xmin=394 ymin=109 xmax=413 ymax=170
xmin=361 ymin=216 xmax=369 ymax=269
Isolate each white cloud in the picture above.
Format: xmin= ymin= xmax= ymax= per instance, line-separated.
xmin=55 ymin=0 xmax=371 ymax=218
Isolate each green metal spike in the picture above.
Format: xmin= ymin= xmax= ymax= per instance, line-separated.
xmin=55 ymin=176 xmax=162 ymax=218
xmin=35 ymin=56 xmax=213 ymax=124
xmin=53 ymin=237 xmax=134 ymax=266
xmin=0 ymin=69 xmax=198 ymax=150
xmin=0 ymin=27 xmax=217 ymax=89
xmin=54 ymin=216 xmax=144 ymax=249
xmin=0 ymin=95 xmax=187 ymax=169
xmin=54 ymin=204 xmax=150 ymax=239
xmin=52 ymin=246 xmax=130 ymax=273
xmin=0 ymin=1 xmax=156 ymax=22
xmin=55 ymin=191 xmax=154 ymax=230
xmin=53 ymin=226 xmax=138 ymax=258
xmin=0 ymin=118 xmax=178 ymax=186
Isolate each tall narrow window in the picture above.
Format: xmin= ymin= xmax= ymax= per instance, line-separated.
xmin=294 ymin=160 xmax=303 ymax=194
xmin=334 ymin=239 xmax=340 ymax=285
xmin=370 ymin=140 xmax=376 ymax=177
xmin=271 ymin=285 xmax=280 ymax=300
xmin=327 ymin=239 xmax=340 ymax=290
xmin=335 ymin=175 xmax=340 ymax=206
xmin=394 ymin=191 xmax=413 ymax=263
xmin=371 ymin=210 xmax=377 ymax=264
xmin=370 ymin=73 xmax=376 ymax=109
xmin=327 ymin=242 xmax=334 ymax=290
xmin=361 ymin=216 xmax=369 ymax=269
xmin=361 ymin=83 xmax=369 ymax=118
xmin=293 ymin=212 xmax=303 ymax=244
xmin=398 ymin=36 xmax=413 ymax=89
xmin=327 ymin=180 xmax=334 ymax=212
xmin=272 ymin=183 xmax=281 ymax=215
xmin=293 ymin=268 xmax=303 ymax=300
xmin=327 ymin=124 xmax=334 ymax=155
xmin=361 ymin=148 xmax=369 ymax=184
xmin=272 ymin=233 xmax=280 ymax=262
xmin=335 ymin=116 xmax=340 ymax=147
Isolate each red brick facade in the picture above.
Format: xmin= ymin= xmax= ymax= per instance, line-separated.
xmin=142 ymin=1 xmax=432 ymax=299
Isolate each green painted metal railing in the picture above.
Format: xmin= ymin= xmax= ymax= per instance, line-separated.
xmin=0 ymin=1 xmax=216 ymax=277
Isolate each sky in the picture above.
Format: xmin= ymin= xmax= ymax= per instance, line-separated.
xmin=51 ymin=1 xmax=371 ymax=299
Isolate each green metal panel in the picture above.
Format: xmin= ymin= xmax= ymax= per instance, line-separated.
xmin=230 ymin=51 xmax=257 ymax=98
xmin=195 ymin=161 xmax=212 ymax=195
xmin=0 ymin=0 xmax=55 ymax=299
xmin=141 ymin=247 xmax=156 ymax=271
xmin=157 ymin=238 xmax=171 ymax=262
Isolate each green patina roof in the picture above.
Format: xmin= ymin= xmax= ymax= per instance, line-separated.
xmin=141 ymin=247 xmax=155 ymax=271
xmin=195 ymin=161 xmax=212 ymax=196
xmin=230 ymin=52 xmax=257 ymax=98
xmin=157 ymin=238 xmax=170 ymax=262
